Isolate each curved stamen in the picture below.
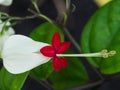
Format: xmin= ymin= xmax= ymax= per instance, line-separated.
xmin=57 ymin=49 xmax=116 ymax=58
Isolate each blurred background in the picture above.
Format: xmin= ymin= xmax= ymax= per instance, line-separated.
xmin=1 ymin=0 xmax=120 ymax=90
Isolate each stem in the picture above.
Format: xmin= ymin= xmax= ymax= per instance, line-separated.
xmin=31 ymin=0 xmax=41 ymax=13
xmin=71 ymin=4 xmax=76 ymax=12
xmin=57 ymin=52 xmax=102 ymax=57
xmin=29 ymin=75 xmax=53 ymax=89
xmin=0 ymin=13 xmax=53 ymax=24
xmin=53 ymin=0 xmax=67 ymax=23
xmin=31 ymin=0 xmax=53 ymax=24
xmin=62 ymin=27 xmax=81 ymax=52
xmin=65 ymin=80 xmax=104 ymax=90
xmin=66 ymin=0 xmax=71 ymax=9
xmin=10 ymin=15 xmax=39 ymax=20
xmin=39 ymin=14 xmax=53 ymax=24
xmin=0 ymin=11 xmax=9 ymax=16
xmin=63 ymin=13 xmax=68 ymax=25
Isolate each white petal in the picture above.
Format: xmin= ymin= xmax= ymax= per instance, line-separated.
xmin=3 ymin=53 xmax=51 ymax=74
xmin=0 ymin=0 xmax=13 ymax=6
xmin=2 ymin=35 xmax=49 ymax=55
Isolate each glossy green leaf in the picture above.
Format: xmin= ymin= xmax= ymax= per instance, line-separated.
xmin=49 ymin=50 xmax=89 ymax=90
xmin=0 ymin=67 xmax=28 ymax=90
xmin=30 ymin=61 xmax=53 ymax=80
xmin=30 ymin=22 xmax=64 ymax=80
xmin=81 ymin=0 xmax=120 ymax=74
xmin=30 ymin=22 xmax=64 ymax=43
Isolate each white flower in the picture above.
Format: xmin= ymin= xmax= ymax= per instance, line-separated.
xmin=2 ymin=35 xmax=51 ymax=74
xmin=0 ymin=20 xmax=15 ymax=51
xmin=1 ymin=33 xmax=116 ymax=74
xmin=0 ymin=0 xmax=13 ymax=6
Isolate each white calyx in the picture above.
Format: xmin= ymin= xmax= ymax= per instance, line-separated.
xmin=0 ymin=20 xmax=15 ymax=51
xmin=2 ymin=35 xmax=51 ymax=74
xmin=0 ymin=0 xmax=13 ymax=6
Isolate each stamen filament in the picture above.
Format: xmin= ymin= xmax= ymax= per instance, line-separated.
xmin=57 ymin=53 xmax=102 ymax=57
xmin=57 ymin=50 xmax=116 ymax=58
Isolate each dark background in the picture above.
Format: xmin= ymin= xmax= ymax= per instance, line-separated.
xmin=1 ymin=0 xmax=120 ymax=90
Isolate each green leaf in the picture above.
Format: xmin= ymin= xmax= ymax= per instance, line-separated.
xmin=81 ymin=0 xmax=120 ymax=74
xmin=30 ymin=22 xmax=64 ymax=43
xmin=49 ymin=50 xmax=89 ymax=90
xmin=30 ymin=61 xmax=53 ymax=80
xmin=0 ymin=67 xmax=28 ymax=90
xmin=30 ymin=22 xmax=64 ymax=80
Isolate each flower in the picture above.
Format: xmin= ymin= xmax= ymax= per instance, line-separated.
xmin=0 ymin=0 xmax=13 ymax=6
xmin=1 ymin=32 xmax=70 ymax=74
xmin=40 ymin=32 xmax=71 ymax=71
xmin=0 ymin=20 xmax=15 ymax=51
xmin=2 ymin=35 xmax=51 ymax=74
xmin=1 ymin=32 xmax=116 ymax=74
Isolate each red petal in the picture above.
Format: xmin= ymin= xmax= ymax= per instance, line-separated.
xmin=52 ymin=32 xmax=61 ymax=50
xmin=57 ymin=42 xmax=71 ymax=53
xmin=61 ymin=58 xmax=69 ymax=67
xmin=52 ymin=57 xmax=62 ymax=72
xmin=40 ymin=46 xmax=55 ymax=57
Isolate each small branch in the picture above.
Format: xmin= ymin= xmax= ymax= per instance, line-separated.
xmin=53 ymin=0 xmax=67 ymax=23
xmin=10 ymin=14 xmax=39 ymax=20
xmin=43 ymin=80 xmax=53 ymax=89
xmin=62 ymin=27 xmax=82 ymax=52
xmin=66 ymin=0 xmax=71 ymax=9
xmin=31 ymin=0 xmax=41 ymax=13
xmin=29 ymin=75 xmax=53 ymax=90
xmin=39 ymin=14 xmax=53 ymax=24
xmin=0 ymin=13 xmax=53 ymax=24
xmin=65 ymin=80 xmax=104 ymax=90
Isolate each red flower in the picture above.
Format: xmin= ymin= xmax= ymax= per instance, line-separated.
xmin=40 ymin=32 xmax=71 ymax=71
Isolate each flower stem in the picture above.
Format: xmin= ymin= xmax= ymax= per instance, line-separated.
xmin=31 ymin=0 xmax=41 ymax=13
xmin=62 ymin=27 xmax=82 ymax=52
xmin=66 ymin=0 xmax=71 ymax=9
xmin=39 ymin=14 xmax=53 ymax=24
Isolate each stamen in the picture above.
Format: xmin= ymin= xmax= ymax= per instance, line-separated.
xmin=101 ymin=49 xmax=116 ymax=58
xmin=57 ymin=49 xmax=116 ymax=58
xmin=0 ymin=52 xmax=2 ymax=58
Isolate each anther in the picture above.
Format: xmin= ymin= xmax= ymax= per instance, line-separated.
xmin=108 ymin=50 xmax=116 ymax=57
xmin=101 ymin=49 xmax=116 ymax=58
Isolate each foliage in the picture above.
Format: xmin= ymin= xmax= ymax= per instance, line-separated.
xmin=0 ymin=67 xmax=28 ymax=90
xmin=81 ymin=0 xmax=120 ymax=74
